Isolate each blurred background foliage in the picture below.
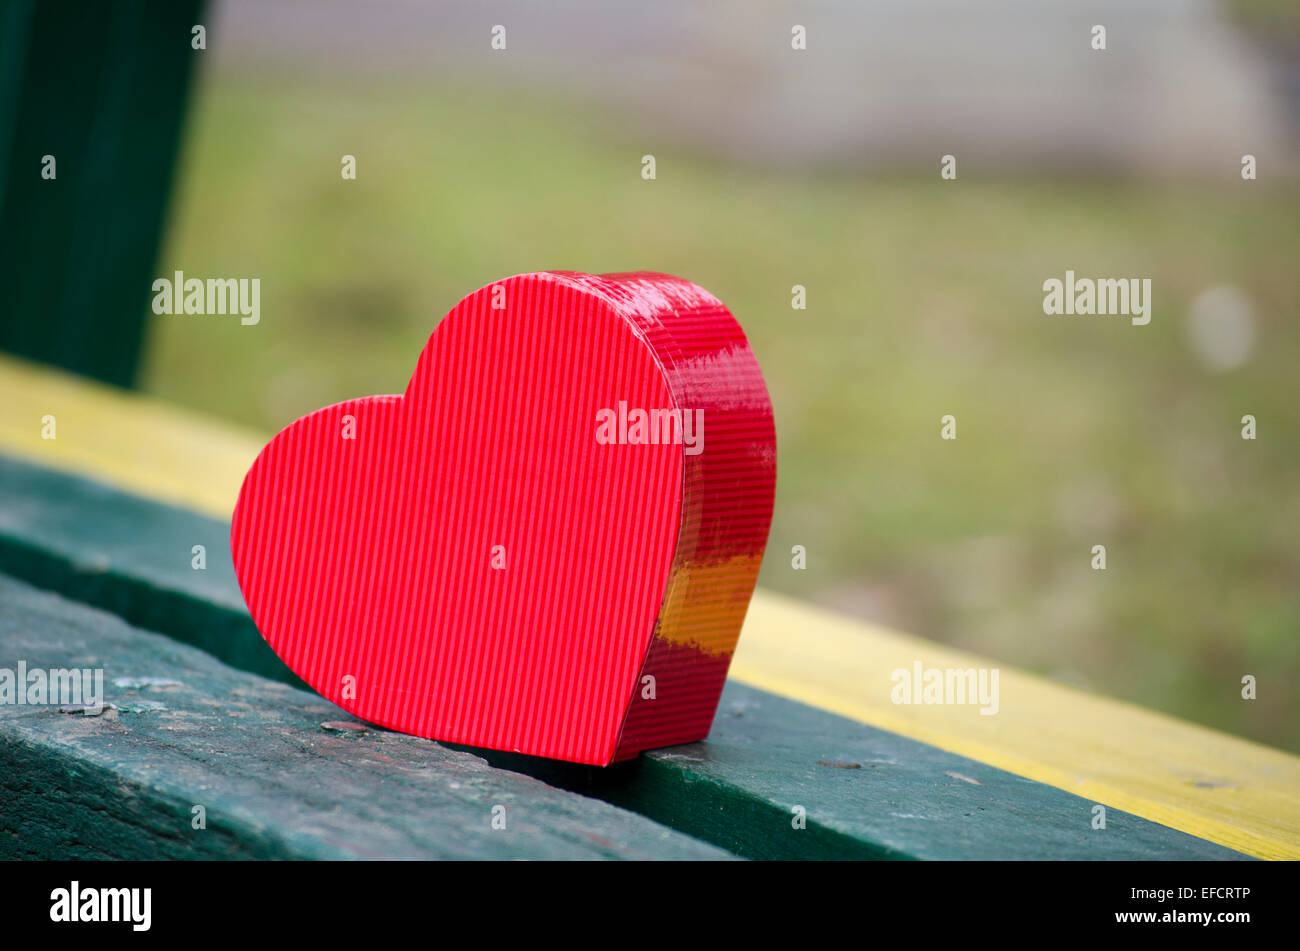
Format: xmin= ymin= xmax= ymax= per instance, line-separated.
xmin=143 ymin=1 xmax=1299 ymax=752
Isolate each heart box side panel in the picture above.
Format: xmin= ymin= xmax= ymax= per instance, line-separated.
xmin=569 ymin=273 xmax=777 ymax=760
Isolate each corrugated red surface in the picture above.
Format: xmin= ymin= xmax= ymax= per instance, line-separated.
xmin=231 ymin=272 xmax=775 ymax=765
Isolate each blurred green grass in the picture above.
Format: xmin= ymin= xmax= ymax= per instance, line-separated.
xmin=144 ymin=70 xmax=1300 ymax=752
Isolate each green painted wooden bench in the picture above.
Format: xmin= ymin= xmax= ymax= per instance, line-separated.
xmin=1 ymin=357 xmax=1297 ymax=859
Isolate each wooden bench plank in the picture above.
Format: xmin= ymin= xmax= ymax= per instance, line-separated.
xmin=0 ymin=453 xmax=1253 ymax=860
xmin=733 ymin=593 xmax=1300 ymax=861
xmin=488 ymin=683 xmax=1250 ymax=860
xmin=0 ymin=352 xmax=257 ymax=519
xmin=0 ymin=1 xmax=204 ymax=387
xmin=2 ymin=352 xmax=1297 ymax=858
xmin=0 ymin=453 xmax=293 ymax=686
xmin=0 ymin=573 xmax=732 ymax=860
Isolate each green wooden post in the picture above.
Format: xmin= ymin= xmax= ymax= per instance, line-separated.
xmin=0 ymin=0 xmax=204 ymax=387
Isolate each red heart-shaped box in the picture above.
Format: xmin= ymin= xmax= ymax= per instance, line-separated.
xmin=231 ymin=271 xmax=775 ymax=765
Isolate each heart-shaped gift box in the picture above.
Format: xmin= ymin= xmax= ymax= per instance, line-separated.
xmin=231 ymin=271 xmax=775 ymax=765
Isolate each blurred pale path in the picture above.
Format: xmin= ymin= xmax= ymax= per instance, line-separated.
xmin=209 ymin=0 xmax=1294 ymax=176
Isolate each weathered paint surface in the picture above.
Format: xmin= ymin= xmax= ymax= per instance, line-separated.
xmin=733 ymin=591 xmax=1300 ymax=861
xmin=3 ymin=355 xmax=1300 ymax=858
xmin=0 ymin=574 xmax=732 ymax=860
xmin=0 ymin=454 xmax=292 ymax=684
xmin=0 ymin=455 xmax=1255 ymax=860
xmin=468 ymin=683 xmax=1252 ymax=861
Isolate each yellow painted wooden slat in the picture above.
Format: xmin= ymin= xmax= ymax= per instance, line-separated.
xmin=733 ymin=591 xmax=1300 ymax=860
xmin=0 ymin=353 xmax=257 ymax=520
xmin=2 ymin=351 xmax=1297 ymax=858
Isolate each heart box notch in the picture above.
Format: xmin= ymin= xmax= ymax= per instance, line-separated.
xmin=232 ymin=271 xmax=776 ymax=765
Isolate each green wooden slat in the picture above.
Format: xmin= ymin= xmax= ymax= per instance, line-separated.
xmin=0 ymin=452 xmax=1254 ymax=860
xmin=558 ymin=683 xmax=1252 ymax=860
xmin=0 ymin=0 xmax=204 ymax=386
xmin=0 ymin=454 xmax=291 ymax=685
xmin=0 ymin=572 xmax=733 ymax=860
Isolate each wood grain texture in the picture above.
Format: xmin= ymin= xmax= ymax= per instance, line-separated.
xmin=0 ymin=455 xmax=1253 ymax=860
xmin=0 ymin=573 xmax=731 ymax=860
xmin=1 ymin=355 xmax=1297 ymax=858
